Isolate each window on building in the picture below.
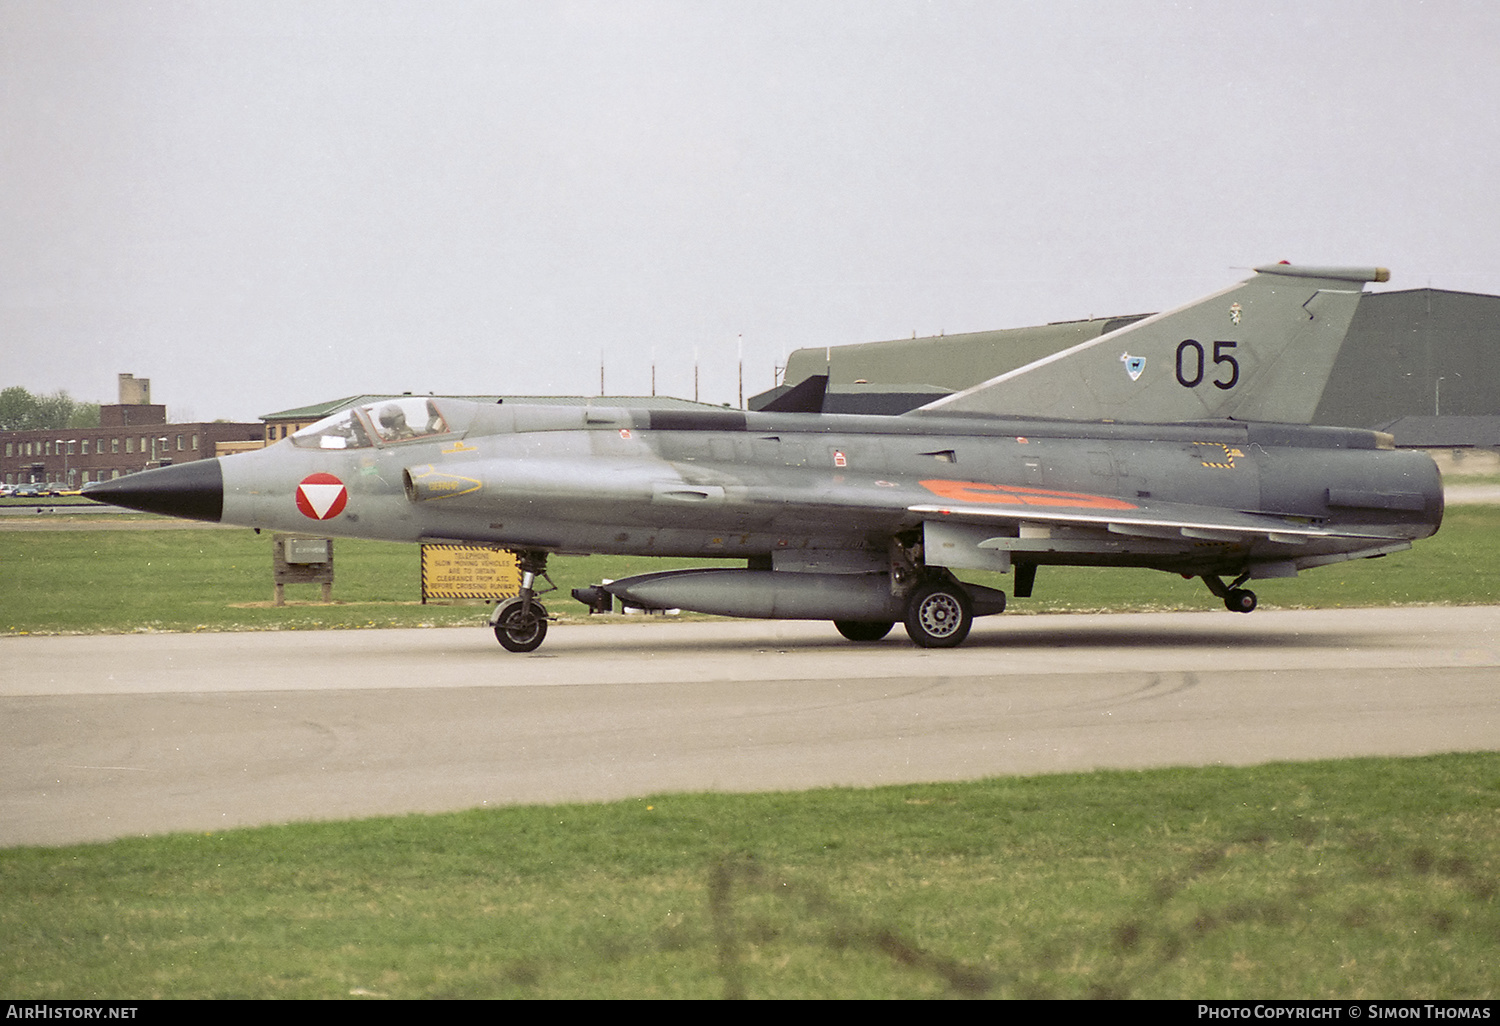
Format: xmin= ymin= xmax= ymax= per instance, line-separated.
xmin=81 ymin=440 xmax=89 ymax=455
xmin=125 ymin=437 xmax=134 ymax=454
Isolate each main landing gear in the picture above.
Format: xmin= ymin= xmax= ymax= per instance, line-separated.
xmin=1201 ymin=573 xmax=1258 ymax=613
xmin=835 ymin=574 xmax=982 ymax=649
xmin=903 ymin=579 xmax=975 ymax=648
xmin=491 ymin=550 xmax=554 ymax=652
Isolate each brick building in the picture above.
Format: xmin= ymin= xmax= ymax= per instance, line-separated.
xmin=1 ymin=375 xmax=261 ymax=489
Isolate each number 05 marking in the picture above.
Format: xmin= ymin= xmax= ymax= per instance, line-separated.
xmin=1175 ymin=340 xmax=1240 ymax=390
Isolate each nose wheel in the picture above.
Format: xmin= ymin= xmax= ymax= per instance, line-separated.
xmin=493 ymin=599 xmax=549 ymax=652
xmin=490 ymin=549 xmax=554 ymax=652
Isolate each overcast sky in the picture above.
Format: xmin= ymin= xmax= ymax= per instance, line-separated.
xmin=4 ymin=0 xmax=1498 ymax=421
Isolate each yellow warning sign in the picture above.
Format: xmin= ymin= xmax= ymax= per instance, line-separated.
xmin=420 ymin=545 xmax=522 ymax=602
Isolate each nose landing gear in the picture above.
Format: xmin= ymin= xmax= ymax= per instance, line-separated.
xmin=490 ymin=549 xmax=554 ymax=652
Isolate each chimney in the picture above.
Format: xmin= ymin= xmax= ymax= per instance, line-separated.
xmin=118 ymin=373 xmax=151 ymax=405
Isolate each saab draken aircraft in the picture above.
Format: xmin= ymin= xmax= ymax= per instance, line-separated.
xmin=87 ymin=264 xmax=1443 ymax=652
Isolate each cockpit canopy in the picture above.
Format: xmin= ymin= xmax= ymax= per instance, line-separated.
xmin=291 ymin=398 xmax=454 ymax=450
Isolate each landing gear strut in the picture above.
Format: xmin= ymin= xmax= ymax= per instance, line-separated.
xmin=1202 ymin=573 xmax=1258 ymax=614
xmin=491 ymin=549 xmax=554 ymax=652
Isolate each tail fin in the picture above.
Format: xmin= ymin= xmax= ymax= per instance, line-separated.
xmin=910 ymin=264 xmax=1388 ymax=423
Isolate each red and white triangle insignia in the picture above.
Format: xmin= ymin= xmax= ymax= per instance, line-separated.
xmin=296 ymin=473 xmax=348 ymax=520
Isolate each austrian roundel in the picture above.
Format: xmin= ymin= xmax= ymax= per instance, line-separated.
xmin=296 ymin=473 xmax=349 ymax=521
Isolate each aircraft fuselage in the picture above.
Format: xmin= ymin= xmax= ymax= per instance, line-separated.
xmin=100 ymin=399 xmax=1441 ymax=580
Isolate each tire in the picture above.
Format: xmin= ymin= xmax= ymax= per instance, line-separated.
xmin=1224 ymin=588 xmax=1258 ymax=614
xmin=903 ymin=582 xmax=973 ymax=648
xmin=834 ymin=620 xmax=895 ymax=642
xmin=494 ymin=601 xmax=548 ymax=652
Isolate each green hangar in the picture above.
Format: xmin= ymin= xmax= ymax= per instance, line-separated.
xmin=754 ymin=287 xmax=1500 ymax=454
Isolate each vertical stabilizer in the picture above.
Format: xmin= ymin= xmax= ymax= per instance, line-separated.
xmin=911 ymin=264 xmax=1388 ymax=423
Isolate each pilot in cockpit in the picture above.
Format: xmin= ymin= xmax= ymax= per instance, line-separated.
xmin=377 ymin=405 xmax=416 ymax=440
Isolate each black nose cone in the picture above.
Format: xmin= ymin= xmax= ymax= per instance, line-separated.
xmin=83 ymin=458 xmax=224 ymax=522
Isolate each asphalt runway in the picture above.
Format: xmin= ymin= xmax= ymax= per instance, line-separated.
xmin=3 ymin=605 xmax=1497 ymax=848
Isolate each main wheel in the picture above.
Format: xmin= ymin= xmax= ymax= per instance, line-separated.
xmin=834 ymin=620 xmax=895 ymax=642
xmin=903 ymin=582 xmax=973 ymax=648
xmin=1223 ymin=588 xmax=1258 ymax=614
xmin=494 ymin=601 xmax=549 ymax=652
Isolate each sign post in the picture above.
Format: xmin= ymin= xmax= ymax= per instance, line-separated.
xmin=272 ymin=534 xmax=334 ymax=605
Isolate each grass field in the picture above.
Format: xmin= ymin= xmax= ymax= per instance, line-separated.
xmin=1 ymin=754 xmax=1496 ymax=1000
xmin=3 ymin=505 xmax=1497 ymax=635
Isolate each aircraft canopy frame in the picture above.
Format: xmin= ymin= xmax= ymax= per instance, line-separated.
xmin=291 ymin=397 xmax=456 ymax=450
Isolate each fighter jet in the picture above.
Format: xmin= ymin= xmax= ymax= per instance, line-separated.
xmin=86 ymin=264 xmax=1443 ymax=652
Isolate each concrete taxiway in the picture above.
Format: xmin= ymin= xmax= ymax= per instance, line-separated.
xmin=3 ymin=605 xmax=1497 ymax=847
